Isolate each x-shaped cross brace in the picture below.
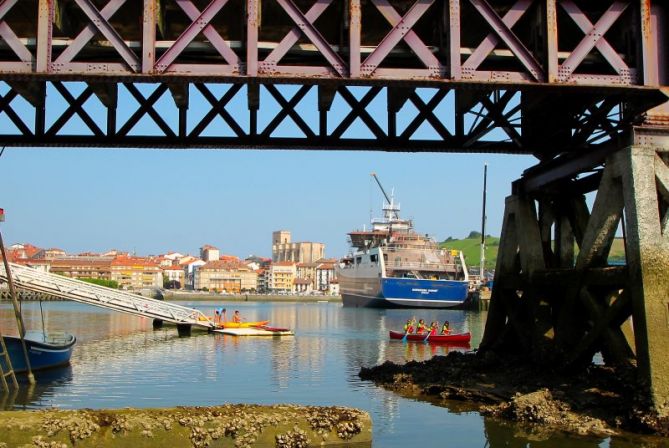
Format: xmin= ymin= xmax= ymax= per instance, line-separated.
xmin=58 ymin=0 xmax=140 ymax=71
xmin=46 ymin=83 xmax=104 ymax=137
xmin=399 ymin=90 xmax=452 ymax=140
xmin=362 ymin=0 xmax=441 ymax=77
xmin=272 ymin=0 xmax=347 ymax=77
xmin=155 ymin=0 xmax=240 ymax=73
xmin=117 ymin=84 xmax=175 ymax=138
xmin=261 ymin=85 xmax=316 ymax=139
xmin=189 ymin=84 xmax=245 ymax=138
xmin=464 ymin=0 xmax=543 ymax=81
xmin=558 ymin=1 xmax=630 ymax=81
xmin=331 ymin=87 xmax=386 ymax=139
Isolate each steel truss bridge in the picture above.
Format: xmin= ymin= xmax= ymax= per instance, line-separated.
xmin=0 ymin=0 xmax=665 ymax=160
xmin=2 ymin=0 xmax=669 ymax=415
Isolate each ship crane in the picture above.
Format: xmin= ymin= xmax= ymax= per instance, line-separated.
xmin=371 ymin=172 xmax=400 ymax=220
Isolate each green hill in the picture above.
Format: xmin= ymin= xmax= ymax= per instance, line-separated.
xmin=440 ymin=234 xmax=626 ymax=270
xmin=440 ymin=234 xmax=499 ymax=270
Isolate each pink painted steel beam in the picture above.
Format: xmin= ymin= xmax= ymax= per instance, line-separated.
xmin=155 ymin=0 xmax=239 ymax=73
xmin=467 ymin=0 xmax=543 ymax=81
xmin=559 ymin=1 xmax=630 ymax=81
xmin=274 ymin=0 xmax=347 ymax=76
xmin=72 ymin=0 xmax=140 ymax=72
xmin=362 ymin=0 xmax=437 ymax=76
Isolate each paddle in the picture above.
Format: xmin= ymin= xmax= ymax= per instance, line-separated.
xmin=401 ymin=329 xmax=410 ymax=342
xmin=424 ymin=330 xmax=431 ymax=343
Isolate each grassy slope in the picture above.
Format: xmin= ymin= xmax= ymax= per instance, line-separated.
xmin=440 ymin=236 xmax=500 ymax=270
xmin=440 ymin=236 xmax=626 ymax=270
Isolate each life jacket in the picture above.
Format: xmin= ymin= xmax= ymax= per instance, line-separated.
xmin=441 ymin=325 xmax=451 ymax=334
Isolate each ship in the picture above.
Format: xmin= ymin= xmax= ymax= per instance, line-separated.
xmin=336 ymin=174 xmax=469 ymax=308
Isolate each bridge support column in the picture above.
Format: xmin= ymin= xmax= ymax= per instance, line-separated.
xmin=619 ymin=145 xmax=669 ymax=415
xmin=480 ymin=138 xmax=669 ymax=414
xmin=176 ymin=324 xmax=192 ymax=337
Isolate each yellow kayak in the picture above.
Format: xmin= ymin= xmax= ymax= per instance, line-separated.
xmin=220 ymin=320 xmax=269 ymax=329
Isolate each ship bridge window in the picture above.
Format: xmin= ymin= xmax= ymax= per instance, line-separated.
xmin=370 ymin=254 xmax=378 ymax=263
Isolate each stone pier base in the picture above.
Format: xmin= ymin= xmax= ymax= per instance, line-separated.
xmin=0 ymin=404 xmax=372 ymax=447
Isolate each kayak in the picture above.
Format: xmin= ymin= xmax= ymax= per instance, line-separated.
xmin=389 ymin=330 xmax=471 ymax=343
xmin=220 ymin=320 xmax=270 ymax=329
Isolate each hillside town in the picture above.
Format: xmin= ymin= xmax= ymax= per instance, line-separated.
xmin=2 ymin=230 xmax=339 ymax=295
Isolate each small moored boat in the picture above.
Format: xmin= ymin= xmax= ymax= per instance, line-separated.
xmin=389 ymin=330 xmax=471 ymax=344
xmin=1 ymin=331 xmax=76 ymax=373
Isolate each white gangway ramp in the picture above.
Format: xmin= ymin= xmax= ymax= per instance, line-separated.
xmin=0 ymin=263 xmax=214 ymax=329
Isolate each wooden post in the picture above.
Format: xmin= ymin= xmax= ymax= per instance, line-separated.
xmin=0 ymin=231 xmax=35 ymax=384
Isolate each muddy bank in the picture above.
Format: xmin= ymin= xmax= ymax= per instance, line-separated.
xmin=0 ymin=404 xmax=371 ymax=447
xmin=359 ymin=351 xmax=669 ymax=439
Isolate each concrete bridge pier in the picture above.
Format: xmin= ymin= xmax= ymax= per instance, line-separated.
xmin=480 ymin=131 xmax=669 ymax=415
xmin=176 ymin=324 xmax=192 ymax=337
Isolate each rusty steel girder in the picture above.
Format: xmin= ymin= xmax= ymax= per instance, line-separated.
xmin=0 ymin=0 xmax=666 ymax=153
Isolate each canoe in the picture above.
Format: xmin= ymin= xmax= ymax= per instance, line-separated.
xmin=389 ymin=330 xmax=471 ymax=344
xmin=220 ymin=320 xmax=270 ymax=329
xmin=1 ymin=331 xmax=76 ymax=373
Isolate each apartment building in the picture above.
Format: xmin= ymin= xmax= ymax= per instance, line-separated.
xmin=267 ymin=261 xmax=296 ymax=292
xmin=110 ymin=256 xmax=162 ymax=290
xmin=162 ymin=265 xmax=186 ymax=289
xmin=49 ymin=257 xmax=113 ymax=280
xmin=194 ymin=260 xmax=258 ymax=293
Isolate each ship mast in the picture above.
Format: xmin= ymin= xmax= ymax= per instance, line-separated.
xmin=370 ymin=172 xmax=399 ymax=221
xmin=480 ymin=163 xmax=487 ymax=287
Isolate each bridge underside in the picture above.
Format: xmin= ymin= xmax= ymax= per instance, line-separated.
xmin=0 ymin=0 xmax=669 ymax=416
xmin=0 ymin=80 xmax=663 ymax=155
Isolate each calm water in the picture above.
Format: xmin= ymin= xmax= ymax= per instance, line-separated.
xmin=0 ymin=300 xmax=656 ymax=447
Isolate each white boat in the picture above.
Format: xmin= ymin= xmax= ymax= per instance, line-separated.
xmin=336 ymin=175 xmax=469 ymax=309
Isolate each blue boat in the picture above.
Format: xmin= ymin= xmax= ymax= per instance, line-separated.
xmin=1 ymin=331 xmax=76 ymax=373
xmin=337 ymin=174 xmax=470 ymax=309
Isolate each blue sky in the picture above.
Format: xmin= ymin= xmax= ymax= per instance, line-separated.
xmin=0 ymin=148 xmax=535 ymax=258
xmin=0 ymin=82 xmax=537 ymax=258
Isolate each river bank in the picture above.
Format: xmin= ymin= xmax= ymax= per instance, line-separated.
xmin=163 ymin=292 xmax=342 ymax=303
xmin=359 ymin=351 xmax=669 ymax=443
xmin=0 ymin=404 xmax=371 ymax=447
xmin=0 ymin=291 xmax=342 ymax=303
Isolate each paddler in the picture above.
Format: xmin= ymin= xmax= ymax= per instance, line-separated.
xmin=416 ymin=319 xmax=427 ymax=334
xmin=441 ymin=320 xmax=451 ymax=335
xmin=232 ymin=310 xmax=242 ymax=323
xmin=403 ymin=319 xmax=414 ymax=334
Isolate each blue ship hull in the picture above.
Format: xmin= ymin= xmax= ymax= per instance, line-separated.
xmin=1 ymin=332 xmax=76 ymax=373
xmin=341 ymin=277 xmax=469 ymax=309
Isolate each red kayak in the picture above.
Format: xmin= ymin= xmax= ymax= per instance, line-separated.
xmin=389 ymin=330 xmax=471 ymax=344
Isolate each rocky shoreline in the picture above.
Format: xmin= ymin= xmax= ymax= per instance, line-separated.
xmin=359 ymin=351 xmax=669 ymax=441
xmin=0 ymin=404 xmax=371 ymax=447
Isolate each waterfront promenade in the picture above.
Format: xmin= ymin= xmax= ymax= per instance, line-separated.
xmin=165 ymin=291 xmax=342 ymax=303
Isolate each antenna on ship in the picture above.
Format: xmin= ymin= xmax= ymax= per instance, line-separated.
xmin=370 ymin=172 xmax=399 ymax=220
xmin=480 ymin=163 xmax=488 ymax=288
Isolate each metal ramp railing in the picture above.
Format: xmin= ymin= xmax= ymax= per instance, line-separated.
xmin=0 ymin=263 xmax=214 ymax=329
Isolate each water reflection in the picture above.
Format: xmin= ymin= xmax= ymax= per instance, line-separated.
xmin=1 ymin=301 xmax=663 ymax=447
